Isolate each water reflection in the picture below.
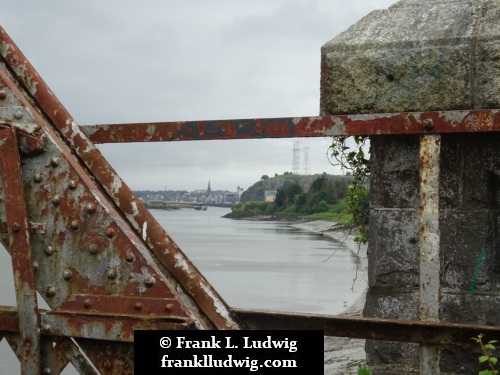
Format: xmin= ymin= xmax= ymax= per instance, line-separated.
xmin=152 ymin=207 xmax=363 ymax=315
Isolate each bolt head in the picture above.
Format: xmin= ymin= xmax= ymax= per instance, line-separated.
xmin=0 ymin=90 xmax=6 ymax=100
xmin=68 ymin=180 xmax=77 ymax=190
xmin=63 ymin=269 xmax=73 ymax=281
xmin=51 ymin=195 xmax=61 ymax=206
xmin=14 ymin=109 xmax=23 ymax=120
xmin=144 ymin=276 xmax=156 ymax=287
xmin=134 ymin=302 xmax=143 ymax=311
xmin=422 ymin=119 xmax=434 ymax=131
xmin=50 ymin=157 xmax=60 ymax=167
xmin=45 ymin=285 xmax=56 ymax=297
xmin=107 ymin=268 xmax=118 ymax=279
xmin=125 ymin=251 xmax=135 ymax=263
xmin=85 ymin=203 xmax=97 ymax=214
xmin=83 ymin=298 xmax=92 ymax=309
xmin=102 ymin=359 xmax=112 ymax=370
xmin=34 ymin=173 xmax=42 ymax=183
xmin=11 ymin=223 xmax=20 ymax=232
xmin=70 ymin=220 xmax=79 ymax=231
xmin=45 ymin=246 xmax=54 ymax=256
xmin=88 ymin=244 xmax=98 ymax=254
xmin=105 ymin=227 xmax=115 ymax=238
xmin=42 ymin=367 xmax=51 ymax=375
xmin=164 ymin=303 xmax=174 ymax=313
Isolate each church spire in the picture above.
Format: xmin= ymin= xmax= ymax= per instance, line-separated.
xmin=207 ymin=180 xmax=211 ymax=195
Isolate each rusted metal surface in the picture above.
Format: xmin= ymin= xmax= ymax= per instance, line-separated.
xmin=81 ymin=109 xmax=500 ymax=143
xmin=0 ymin=127 xmax=41 ymax=374
xmin=77 ymin=339 xmax=134 ymax=375
xmin=0 ymin=306 xmax=19 ymax=331
xmin=233 ymin=308 xmax=500 ymax=348
xmin=40 ymin=337 xmax=71 ymax=375
xmin=41 ymin=310 xmax=191 ymax=342
xmin=419 ymin=134 xmax=442 ymax=374
xmin=0 ymin=26 xmax=242 ymax=332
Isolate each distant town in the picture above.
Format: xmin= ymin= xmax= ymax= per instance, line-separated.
xmin=134 ymin=181 xmax=243 ymax=206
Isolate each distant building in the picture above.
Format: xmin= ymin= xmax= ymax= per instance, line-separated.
xmin=224 ymin=192 xmax=239 ymax=203
xmin=264 ymin=190 xmax=277 ymax=202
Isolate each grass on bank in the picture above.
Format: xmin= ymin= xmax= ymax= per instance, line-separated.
xmin=227 ymin=198 xmax=353 ymax=223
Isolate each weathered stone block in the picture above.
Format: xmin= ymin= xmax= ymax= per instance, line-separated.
xmin=368 ymin=208 xmax=419 ymax=287
xmin=441 ymin=211 xmax=493 ymax=290
xmin=440 ymin=134 xmax=500 ymax=210
xmin=321 ymin=0 xmax=500 ymax=115
xmin=364 ymin=291 xmax=420 ymax=373
xmin=370 ymin=136 xmax=419 ymax=209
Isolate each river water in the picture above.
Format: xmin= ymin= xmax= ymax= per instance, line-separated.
xmin=0 ymin=206 xmax=362 ymax=372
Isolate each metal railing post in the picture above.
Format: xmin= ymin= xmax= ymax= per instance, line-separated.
xmin=419 ymin=133 xmax=442 ymax=374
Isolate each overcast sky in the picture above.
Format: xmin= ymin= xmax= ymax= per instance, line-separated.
xmin=1 ymin=0 xmax=396 ymax=192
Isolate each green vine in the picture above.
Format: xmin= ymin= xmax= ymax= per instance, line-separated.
xmin=473 ymin=333 xmax=499 ymax=375
xmin=328 ymin=136 xmax=370 ymax=244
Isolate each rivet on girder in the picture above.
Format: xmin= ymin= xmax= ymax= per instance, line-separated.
xmin=85 ymin=203 xmax=97 ymax=214
xmin=88 ymin=244 xmax=98 ymax=255
xmin=144 ymin=276 xmax=156 ymax=287
xmin=42 ymin=367 xmax=51 ymax=375
xmin=11 ymin=222 xmax=20 ymax=232
xmin=107 ymin=268 xmax=118 ymax=279
xmin=45 ymin=245 xmax=54 ymax=256
xmin=105 ymin=227 xmax=115 ymax=238
xmin=45 ymin=285 xmax=56 ymax=297
xmin=14 ymin=109 xmax=23 ymax=120
xmin=103 ymin=359 xmax=112 ymax=371
xmin=50 ymin=157 xmax=60 ymax=167
xmin=70 ymin=220 xmax=79 ymax=231
xmin=422 ymin=119 xmax=434 ymax=131
xmin=0 ymin=91 xmax=6 ymax=100
xmin=164 ymin=303 xmax=174 ymax=313
xmin=33 ymin=261 xmax=39 ymax=272
xmin=34 ymin=173 xmax=42 ymax=183
xmin=134 ymin=302 xmax=143 ymax=311
xmin=51 ymin=195 xmax=61 ymax=206
xmin=83 ymin=299 xmax=92 ymax=309
xmin=125 ymin=251 xmax=135 ymax=263
xmin=63 ymin=269 xmax=73 ymax=281
xmin=68 ymin=180 xmax=77 ymax=190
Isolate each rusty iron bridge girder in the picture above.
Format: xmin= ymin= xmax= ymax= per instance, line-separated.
xmin=82 ymin=109 xmax=500 ymax=143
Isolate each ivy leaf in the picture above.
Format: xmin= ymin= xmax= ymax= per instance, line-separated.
xmin=479 ymin=370 xmax=496 ymax=375
xmin=479 ymin=355 xmax=490 ymax=363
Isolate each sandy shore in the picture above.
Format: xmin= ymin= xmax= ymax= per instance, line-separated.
xmin=291 ymin=221 xmax=368 ymax=375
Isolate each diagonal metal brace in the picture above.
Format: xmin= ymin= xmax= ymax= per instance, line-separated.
xmin=0 ymin=127 xmax=41 ymax=374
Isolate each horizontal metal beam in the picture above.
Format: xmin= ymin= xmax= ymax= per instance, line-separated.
xmin=232 ymin=308 xmax=500 ymax=348
xmin=41 ymin=311 xmax=191 ymax=342
xmin=3 ymin=306 xmax=499 ymax=348
xmin=82 ymin=109 xmax=500 ymax=143
xmin=0 ymin=307 xmax=190 ymax=342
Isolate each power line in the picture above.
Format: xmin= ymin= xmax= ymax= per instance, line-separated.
xmin=292 ymin=141 xmax=301 ymax=174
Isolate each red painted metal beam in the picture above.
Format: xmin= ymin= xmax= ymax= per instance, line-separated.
xmin=232 ymin=308 xmax=500 ymax=348
xmin=1 ymin=305 xmax=500 ymax=348
xmin=0 ymin=127 xmax=41 ymax=374
xmin=81 ymin=109 xmax=500 ymax=143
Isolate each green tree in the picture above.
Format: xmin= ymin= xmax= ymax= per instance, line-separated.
xmin=275 ymin=183 xmax=303 ymax=209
